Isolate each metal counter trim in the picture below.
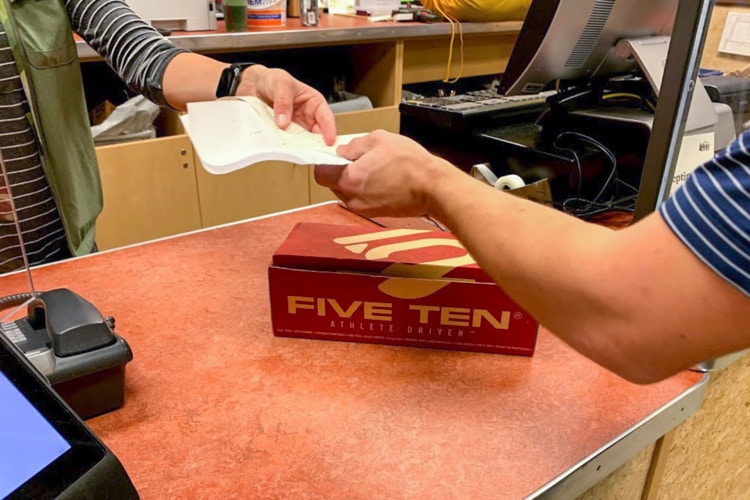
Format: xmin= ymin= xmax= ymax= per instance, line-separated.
xmin=527 ymin=372 xmax=709 ymax=499
xmin=693 ymin=348 xmax=750 ymax=372
xmin=75 ymin=21 xmax=522 ymax=61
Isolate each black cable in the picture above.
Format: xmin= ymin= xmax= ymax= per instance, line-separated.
xmin=552 ymin=135 xmax=583 ymax=196
xmin=551 ymin=131 xmax=631 ymax=218
xmin=0 ymin=292 xmax=35 ymax=312
xmin=562 ymin=131 xmax=618 ymax=202
xmin=557 ymin=193 xmax=638 ymax=218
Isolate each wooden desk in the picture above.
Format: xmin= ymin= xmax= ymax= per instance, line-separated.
xmin=0 ymin=203 xmax=705 ymax=499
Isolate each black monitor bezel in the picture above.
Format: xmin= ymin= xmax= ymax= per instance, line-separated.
xmin=496 ymin=0 xmax=716 ymax=221
xmin=0 ymin=333 xmax=107 ymax=499
xmin=497 ymin=0 xmax=679 ymax=96
xmin=497 ymin=0 xmax=562 ymax=95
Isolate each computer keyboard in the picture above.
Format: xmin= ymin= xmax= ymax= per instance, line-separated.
xmin=400 ymin=89 xmax=557 ymax=130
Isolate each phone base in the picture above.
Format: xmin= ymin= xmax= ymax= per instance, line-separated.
xmin=51 ymin=362 xmax=128 ymax=420
xmin=1 ymin=288 xmax=135 ymax=420
xmin=46 ymin=334 xmax=133 ymax=420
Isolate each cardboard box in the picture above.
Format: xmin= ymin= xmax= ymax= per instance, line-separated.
xmin=269 ymin=223 xmax=539 ymax=356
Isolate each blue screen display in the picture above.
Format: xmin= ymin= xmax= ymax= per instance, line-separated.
xmin=0 ymin=372 xmax=71 ymax=498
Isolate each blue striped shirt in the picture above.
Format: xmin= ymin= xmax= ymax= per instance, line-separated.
xmin=660 ymin=130 xmax=750 ymax=297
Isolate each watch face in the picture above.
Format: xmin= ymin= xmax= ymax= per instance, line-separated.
xmin=216 ymin=66 xmax=240 ymax=98
xmin=216 ymin=63 xmax=256 ymax=98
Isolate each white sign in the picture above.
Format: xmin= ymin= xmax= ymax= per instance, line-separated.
xmin=719 ymin=12 xmax=750 ymax=58
xmin=668 ymin=132 xmax=715 ymax=197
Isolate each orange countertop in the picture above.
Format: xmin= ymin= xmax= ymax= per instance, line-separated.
xmin=0 ymin=203 xmax=704 ymax=499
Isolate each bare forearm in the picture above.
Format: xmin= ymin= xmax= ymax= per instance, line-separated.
xmin=322 ymin=131 xmax=750 ymax=382
xmin=425 ymin=167 xmax=750 ymax=382
xmin=424 ymin=167 xmax=682 ymax=381
xmin=162 ymin=53 xmax=227 ymax=110
xmin=427 ymin=168 xmax=619 ymax=335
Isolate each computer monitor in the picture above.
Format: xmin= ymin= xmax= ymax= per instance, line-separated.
xmin=497 ymin=0 xmax=679 ymax=96
xmin=0 ymin=333 xmax=138 ymax=499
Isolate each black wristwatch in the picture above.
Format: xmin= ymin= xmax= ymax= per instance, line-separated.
xmin=215 ymin=62 xmax=256 ymax=98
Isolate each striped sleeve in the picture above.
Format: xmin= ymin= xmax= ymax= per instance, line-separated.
xmin=659 ymin=130 xmax=750 ymax=297
xmin=65 ymin=0 xmax=189 ymax=108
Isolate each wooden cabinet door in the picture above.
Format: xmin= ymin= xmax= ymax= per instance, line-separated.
xmin=95 ymin=135 xmax=202 ymax=250
xmin=194 ymin=160 xmax=311 ymax=229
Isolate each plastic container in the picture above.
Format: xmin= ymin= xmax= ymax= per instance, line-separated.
xmin=247 ymin=0 xmax=287 ymax=27
xmin=224 ymin=0 xmax=248 ymax=31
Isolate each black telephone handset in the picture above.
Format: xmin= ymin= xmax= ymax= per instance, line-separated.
xmin=0 ymin=288 xmax=133 ymax=419
xmin=27 ymin=288 xmax=116 ymax=357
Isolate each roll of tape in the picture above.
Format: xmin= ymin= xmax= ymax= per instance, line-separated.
xmin=470 ymin=163 xmax=498 ymax=186
xmin=494 ymin=174 xmax=525 ymax=190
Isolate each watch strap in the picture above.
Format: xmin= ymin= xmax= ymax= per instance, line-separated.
xmin=216 ymin=62 xmax=256 ymax=98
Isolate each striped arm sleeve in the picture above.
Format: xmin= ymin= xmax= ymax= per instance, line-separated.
xmin=65 ymin=0 xmax=189 ymax=108
xmin=660 ymin=130 xmax=750 ymax=297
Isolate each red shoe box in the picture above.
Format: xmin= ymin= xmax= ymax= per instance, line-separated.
xmin=268 ymin=223 xmax=538 ymax=356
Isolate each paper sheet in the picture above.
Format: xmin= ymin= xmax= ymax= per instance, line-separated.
xmin=183 ymin=96 xmax=365 ymax=174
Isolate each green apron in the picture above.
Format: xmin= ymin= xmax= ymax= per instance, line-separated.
xmin=0 ymin=0 xmax=102 ymax=256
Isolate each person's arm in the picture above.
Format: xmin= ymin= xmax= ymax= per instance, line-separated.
xmin=66 ymin=0 xmax=186 ymax=108
xmin=161 ymin=54 xmax=337 ymax=145
xmin=66 ymin=0 xmax=336 ymax=144
xmin=314 ymin=130 xmax=750 ymax=383
xmin=725 ymin=62 xmax=750 ymax=78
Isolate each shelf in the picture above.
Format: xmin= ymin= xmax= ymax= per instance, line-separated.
xmin=75 ymin=16 xmax=522 ymax=61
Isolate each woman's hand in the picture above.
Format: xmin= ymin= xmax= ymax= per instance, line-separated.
xmin=163 ymin=54 xmax=337 ymax=145
xmin=237 ymin=64 xmax=337 ymax=146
